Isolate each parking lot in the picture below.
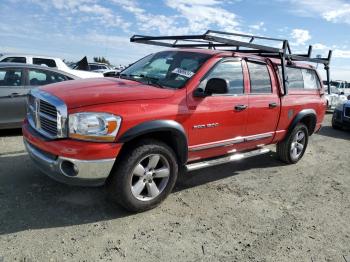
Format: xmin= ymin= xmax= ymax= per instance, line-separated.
xmin=0 ymin=114 xmax=349 ymax=261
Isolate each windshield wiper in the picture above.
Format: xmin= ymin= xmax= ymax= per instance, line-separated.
xmin=120 ymin=73 xmax=164 ymax=88
xmin=119 ymin=73 xmax=135 ymax=80
xmin=139 ymin=74 xmax=164 ymax=88
xmin=139 ymin=74 xmax=164 ymax=89
xmin=119 ymin=73 xmax=145 ymax=85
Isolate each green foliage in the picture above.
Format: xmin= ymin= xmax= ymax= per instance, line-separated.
xmin=93 ymin=56 xmax=110 ymax=65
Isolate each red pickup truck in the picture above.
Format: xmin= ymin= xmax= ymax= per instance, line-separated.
xmin=23 ymin=31 xmax=331 ymax=212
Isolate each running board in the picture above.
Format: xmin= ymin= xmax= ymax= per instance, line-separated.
xmin=186 ymin=148 xmax=270 ymax=172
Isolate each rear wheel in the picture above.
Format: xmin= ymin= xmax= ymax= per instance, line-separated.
xmin=277 ymin=123 xmax=308 ymax=164
xmin=107 ymin=139 xmax=178 ymax=212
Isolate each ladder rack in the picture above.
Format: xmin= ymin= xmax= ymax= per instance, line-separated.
xmin=131 ymin=30 xmax=332 ymax=94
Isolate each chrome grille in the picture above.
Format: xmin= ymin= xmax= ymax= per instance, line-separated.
xmin=27 ymin=89 xmax=67 ymax=139
xmin=40 ymin=116 xmax=57 ymax=135
xmin=40 ymin=100 xmax=57 ymax=118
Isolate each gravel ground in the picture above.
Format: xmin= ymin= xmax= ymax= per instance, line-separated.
xmin=0 ymin=114 xmax=349 ymax=262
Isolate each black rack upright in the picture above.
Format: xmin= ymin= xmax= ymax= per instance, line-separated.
xmin=130 ymin=30 xmax=333 ymax=95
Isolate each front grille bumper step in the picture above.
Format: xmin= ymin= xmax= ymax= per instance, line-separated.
xmin=27 ymin=89 xmax=68 ymax=139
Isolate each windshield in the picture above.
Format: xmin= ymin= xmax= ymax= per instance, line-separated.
xmin=330 ymin=86 xmax=339 ymax=94
xmin=330 ymin=81 xmax=341 ymax=88
xmin=120 ymin=51 xmax=211 ymax=89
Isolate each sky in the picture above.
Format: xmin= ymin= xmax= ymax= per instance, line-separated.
xmin=0 ymin=0 xmax=349 ymax=80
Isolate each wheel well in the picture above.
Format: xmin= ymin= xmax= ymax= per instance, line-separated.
xmin=299 ymin=115 xmax=317 ymax=135
xmin=119 ymin=131 xmax=187 ymax=165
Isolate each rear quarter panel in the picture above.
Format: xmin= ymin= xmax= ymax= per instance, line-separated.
xmin=273 ymin=88 xmax=326 ymax=142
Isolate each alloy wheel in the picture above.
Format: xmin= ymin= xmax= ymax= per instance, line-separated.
xmin=130 ymin=154 xmax=170 ymax=201
xmin=290 ymin=130 xmax=306 ymax=161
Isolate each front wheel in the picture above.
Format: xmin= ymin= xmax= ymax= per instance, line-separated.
xmin=277 ymin=123 xmax=309 ymax=164
xmin=107 ymin=139 xmax=178 ymax=212
xmin=332 ymin=114 xmax=342 ymax=130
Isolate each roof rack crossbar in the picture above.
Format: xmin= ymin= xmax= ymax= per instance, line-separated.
xmin=130 ymin=30 xmax=332 ymax=94
xmin=203 ymin=34 xmax=283 ymax=53
xmin=205 ymin=30 xmax=286 ymax=42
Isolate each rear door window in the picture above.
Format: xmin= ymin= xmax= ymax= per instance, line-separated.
xmin=28 ymin=69 xmax=67 ymax=86
xmin=247 ymin=61 xmax=272 ymax=93
xmin=1 ymin=57 xmax=26 ymax=63
xmin=33 ymin=58 xmax=57 ymax=68
xmin=0 ymin=69 xmax=23 ymax=87
xmin=302 ymin=69 xmax=320 ymax=89
xmin=285 ymin=67 xmax=304 ymax=89
xmin=279 ymin=67 xmax=320 ymax=90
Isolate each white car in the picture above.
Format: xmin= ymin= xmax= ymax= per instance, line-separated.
xmin=0 ymin=53 xmax=103 ymax=79
xmin=72 ymin=62 xmax=119 ymax=77
xmin=330 ymin=80 xmax=349 ymax=95
xmin=88 ymin=63 xmax=113 ymax=72
xmin=325 ymin=85 xmax=348 ymax=111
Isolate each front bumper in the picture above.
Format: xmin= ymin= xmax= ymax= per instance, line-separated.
xmin=24 ymin=139 xmax=115 ymax=186
xmin=333 ymin=108 xmax=350 ymax=128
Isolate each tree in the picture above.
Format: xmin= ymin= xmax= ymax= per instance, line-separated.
xmin=93 ymin=56 xmax=110 ymax=65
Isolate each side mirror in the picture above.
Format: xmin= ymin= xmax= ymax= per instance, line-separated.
xmin=193 ymin=88 xmax=206 ymax=97
xmin=193 ymin=78 xmax=229 ymax=98
xmin=205 ymin=78 xmax=228 ymax=95
xmin=340 ymin=91 xmax=345 ymax=95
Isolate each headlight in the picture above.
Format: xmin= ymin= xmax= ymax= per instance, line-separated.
xmin=69 ymin=112 xmax=121 ymax=142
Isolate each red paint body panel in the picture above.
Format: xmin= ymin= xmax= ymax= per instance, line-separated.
xmin=22 ymin=49 xmax=326 ymax=163
xmin=41 ymin=78 xmax=175 ymax=109
xmin=244 ymin=59 xmax=281 ymax=145
xmin=22 ymin=120 xmax=122 ymax=160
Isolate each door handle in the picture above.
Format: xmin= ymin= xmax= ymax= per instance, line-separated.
xmin=234 ymin=104 xmax=248 ymax=111
xmin=268 ymin=102 xmax=277 ymax=108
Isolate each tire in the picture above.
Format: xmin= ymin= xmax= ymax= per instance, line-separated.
xmin=332 ymin=115 xmax=342 ymax=130
xmin=277 ymin=123 xmax=309 ymax=164
xmin=107 ymin=139 xmax=178 ymax=212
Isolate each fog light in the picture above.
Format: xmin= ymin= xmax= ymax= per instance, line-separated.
xmin=60 ymin=160 xmax=79 ymax=177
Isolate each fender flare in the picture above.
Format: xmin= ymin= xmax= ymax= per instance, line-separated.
xmin=118 ymin=120 xmax=188 ymax=165
xmin=288 ymin=109 xmax=317 ymax=136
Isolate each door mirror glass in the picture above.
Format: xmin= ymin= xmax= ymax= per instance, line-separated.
xmin=205 ymin=78 xmax=228 ymax=95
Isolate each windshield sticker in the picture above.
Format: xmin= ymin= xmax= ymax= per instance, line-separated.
xmin=172 ymin=68 xmax=195 ymax=78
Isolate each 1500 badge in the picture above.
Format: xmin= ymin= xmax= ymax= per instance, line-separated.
xmin=193 ymin=123 xmax=219 ymax=129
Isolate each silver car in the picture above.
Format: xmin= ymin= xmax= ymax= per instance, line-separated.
xmin=0 ymin=63 xmax=79 ymax=129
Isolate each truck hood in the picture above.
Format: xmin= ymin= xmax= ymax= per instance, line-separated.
xmin=40 ymin=78 xmax=175 ymax=109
